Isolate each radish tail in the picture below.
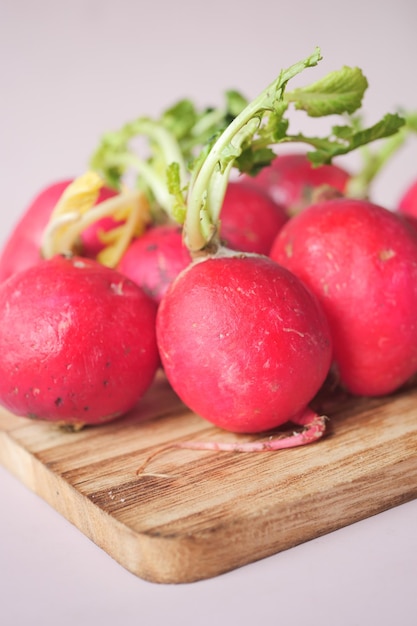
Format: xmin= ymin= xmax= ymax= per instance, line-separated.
xmin=136 ymin=407 xmax=327 ymax=476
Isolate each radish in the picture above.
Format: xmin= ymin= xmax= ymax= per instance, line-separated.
xmin=0 ymin=179 xmax=117 ymax=283
xmin=0 ymin=179 xmax=72 ymax=282
xmin=270 ymin=197 xmax=417 ymax=396
xmin=398 ymin=179 xmax=417 ymax=218
xmin=151 ymin=48 xmax=388 ymax=456
xmin=0 ymin=255 xmax=159 ymax=426
xmin=244 ymin=152 xmax=350 ymax=216
xmin=117 ymin=224 xmax=192 ymax=303
xmin=80 ymin=215 xmax=123 ymax=258
xmin=143 ymin=48 xmax=406 ymax=463
xmin=218 ymin=181 xmax=288 ymax=254
xmin=157 ymin=254 xmax=332 ymax=434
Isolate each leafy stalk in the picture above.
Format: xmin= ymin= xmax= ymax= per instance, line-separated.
xmin=347 ymin=110 xmax=417 ymax=198
xmin=182 ymin=48 xmax=323 ymax=251
xmin=89 ymin=92 xmax=249 ymax=225
xmin=284 ymin=65 xmax=369 ymax=116
xmin=181 ymin=48 xmax=405 ymax=253
xmin=90 ymin=118 xmax=188 ymax=221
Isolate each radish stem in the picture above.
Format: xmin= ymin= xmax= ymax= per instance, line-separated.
xmin=184 ymin=50 xmax=323 ymax=252
xmin=90 ymin=117 xmax=188 ymax=220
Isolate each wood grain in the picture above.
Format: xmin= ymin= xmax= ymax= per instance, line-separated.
xmin=1 ymin=372 xmax=417 ymax=584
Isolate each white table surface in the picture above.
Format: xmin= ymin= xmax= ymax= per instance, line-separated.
xmin=2 ymin=462 xmax=417 ymax=626
xmin=2 ymin=2 xmax=417 ymax=624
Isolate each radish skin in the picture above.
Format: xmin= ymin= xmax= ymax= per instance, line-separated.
xmin=243 ymin=153 xmax=350 ymax=216
xmin=398 ymin=179 xmax=417 ymax=218
xmin=117 ymin=224 xmax=192 ymax=303
xmin=219 ymin=181 xmax=288 ymax=254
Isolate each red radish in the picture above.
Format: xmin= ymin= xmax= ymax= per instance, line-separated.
xmin=270 ymin=198 xmax=417 ymax=396
xmin=117 ymin=224 xmax=192 ymax=303
xmin=0 ymin=255 xmax=159 ymax=426
xmin=398 ymin=179 xmax=417 ymax=218
xmin=141 ymin=50 xmax=402 ymax=462
xmin=218 ymin=181 xmax=288 ymax=254
xmin=153 ymin=51 xmax=341 ymax=452
xmin=0 ymin=180 xmax=71 ymax=282
xmin=80 ymin=215 xmax=123 ymax=258
xmin=0 ymin=179 xmax=117 ymax=282
xmin=157 ymin=254 xmax=332 ymax=434
xmin=399 ymin=212 xmax=417 ymax=236
xmin=244 ymin=153 xmax=350 ymax=216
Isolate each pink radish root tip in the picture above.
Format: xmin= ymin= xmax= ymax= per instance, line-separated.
xmin=136 ymin=407 xmax=327 ymax=477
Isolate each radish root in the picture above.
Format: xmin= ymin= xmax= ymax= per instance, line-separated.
xmin=136 ymin=407 xmax=327 ymax=477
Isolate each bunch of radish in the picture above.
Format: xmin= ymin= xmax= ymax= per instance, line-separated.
xmin=0 ymin=46 xmax=415 ymax=455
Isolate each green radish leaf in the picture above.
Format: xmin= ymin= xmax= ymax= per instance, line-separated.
xmin=335 ymin=112 xmax=405 ymax=144
xmin=161 ymin=99 xmax=199 ymax=141
xmin=305 ymin=112 xmax=406 ymax=165
xmin=344 ymin=112 xmax=412 ymax=196
xmin=225 ymin=90 xmax=249 ymax=117
xmin=285 ymin=66 xmax=368 ymax=116
xmin=160 ymin=90 xmax=248 ymax=163
xmin=235 ymin=147 xmax=277 ymax=175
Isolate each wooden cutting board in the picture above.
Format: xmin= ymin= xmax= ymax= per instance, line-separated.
xmin=1 ymin=371 xmax=417 ymax=584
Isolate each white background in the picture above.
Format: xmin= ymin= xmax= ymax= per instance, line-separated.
xmin=1 ymin=1 xmax=417 ymax=624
